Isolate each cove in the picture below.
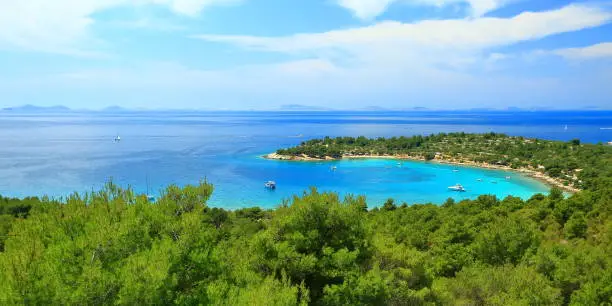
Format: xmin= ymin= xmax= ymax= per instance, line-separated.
xmin=205 ymin=155 xmax=550 ymax=209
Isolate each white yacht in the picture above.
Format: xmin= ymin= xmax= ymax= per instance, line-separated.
xmin=264 ymin=181 xmax=276 ymax=189
xmin=448 ymin=184 xmax=466 ymax=192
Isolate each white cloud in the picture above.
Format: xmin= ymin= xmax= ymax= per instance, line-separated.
xmin=553 ymin=42 xmax=612 ymax=60
xmin=3 ymin=1 xmax=611 ymax=109
xmin=0 ymin=0 xmax=242 ymax=54
xmin=461 ymin=0 xmax=516 ymax=17
xmin=14 ymin=57 xmax=608 ymax=109
xmin=335 ymin=0 xmax=517 ymax=20
xmin=195 ymin=4 xmax=612 ymax=62
xmin=163 ymin=0 xmax=242 ymax=17
xmin=187 ymin=3 xmax=612 ymax=109
xmin=336 ymin=0 xmax=396 ymax=20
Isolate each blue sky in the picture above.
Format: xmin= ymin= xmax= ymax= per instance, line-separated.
xmin=0 ymin=0 xmax=611 ymax=110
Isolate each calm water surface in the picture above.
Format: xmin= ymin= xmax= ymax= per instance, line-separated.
xmin=0 ymin=110 xmax=610 ymax=208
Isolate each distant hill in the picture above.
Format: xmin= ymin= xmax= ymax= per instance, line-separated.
xmin=394 ymin=106 xmax=431 ymax=111
xmin=356 ymin=106 xmax=432 ymax=111
xmin=2 ymin=105 xmax=71 ymax=112
xmin=278 ymin=104 xmax=334 ymax=111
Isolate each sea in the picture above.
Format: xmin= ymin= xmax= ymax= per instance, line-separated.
xmin=0 ymin=110 xmax=610 ymax=209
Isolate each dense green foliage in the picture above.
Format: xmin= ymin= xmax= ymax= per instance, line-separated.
xmin=277 ymin=133 xmax=612 ymax=190
xmin=1 ymin=183 xmax=610 ymax=305
xmin=1 ymin=133 xmax=610 ymax=305
xmin=0 ymin=196 xmax=43 ymax=251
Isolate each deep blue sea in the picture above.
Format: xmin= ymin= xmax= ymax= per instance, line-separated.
xmin=0 ymin=110 xmax=610 ymax=209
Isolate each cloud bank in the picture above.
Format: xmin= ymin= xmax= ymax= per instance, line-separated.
xmin=335 ymin=0 xmax=519 ymax=19
xmin=0 ymin=0 xmax=242 ymax=54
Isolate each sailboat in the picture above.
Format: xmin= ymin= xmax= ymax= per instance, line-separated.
xmin=114 ymin=135 xmax=121 ymax=142
xmin=564 ymin=125 xmax=568 ymax=131
xmin=146 ymin=175 xmax=156 ymax=202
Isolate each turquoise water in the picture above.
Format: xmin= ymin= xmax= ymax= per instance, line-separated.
xmin=1 ymin=110 xmax=609 ymax=208
xmin=209 ymin=156 xmax=549 ymax=208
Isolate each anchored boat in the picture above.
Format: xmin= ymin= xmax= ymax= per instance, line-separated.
xmin=264 ymin=181 xmax=276 ymax=189
xmin=448 ymin=184 xmax=466 ymax=192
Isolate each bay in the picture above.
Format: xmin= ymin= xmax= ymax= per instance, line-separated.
xmin=0 ymin=110 xmax=609 ymax=208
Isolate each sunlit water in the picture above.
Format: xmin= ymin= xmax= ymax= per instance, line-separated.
xmin=0 ymin=110 xmax=610 ymax=208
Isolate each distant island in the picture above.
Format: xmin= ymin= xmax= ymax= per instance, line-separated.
xmin=2 ymin=104 xmax=72 ymax=112
xmin=267 ymin=132 xmax=612 ymax=192
xmin=3 ymin=104 xmax=610 ymax=113
xmin=277 ymin=104 xmax=335 ymax=111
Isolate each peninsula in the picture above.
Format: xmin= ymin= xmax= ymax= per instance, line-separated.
xmin=267 ymin=132 xmax=612 ymax=193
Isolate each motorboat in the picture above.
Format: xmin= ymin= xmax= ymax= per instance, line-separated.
xmin=264 ymin=181 xmax=276 ymax=189
xmin=448 ymin=184 xmax=466 ymax=192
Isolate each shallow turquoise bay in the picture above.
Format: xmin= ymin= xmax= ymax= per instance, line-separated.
xmin=207 ymin=156 xmax=549 ymax=208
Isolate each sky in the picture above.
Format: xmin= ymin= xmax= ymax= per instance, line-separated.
xmin=0 ymin=0 xmax=611 ymax=110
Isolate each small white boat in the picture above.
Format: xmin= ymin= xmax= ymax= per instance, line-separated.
xmin=452 ymin=169 xmax=459 ymax=172
xmin=264 ymin=181 xmax=276 ymax=189
xmin=505 ymin=176 xmax=511 ymax=180
xmin=331 ymin=166 xmax=337 ymax=171
xmin=564 ymin=125 xmax=568 ymax=131
xmin=448 ymin=184 xmax=466 ymax=192
xmin=114 ymin=135 xmax=121 ymax=142
xmin=477 ymin=178 xmax=483 ymax=182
